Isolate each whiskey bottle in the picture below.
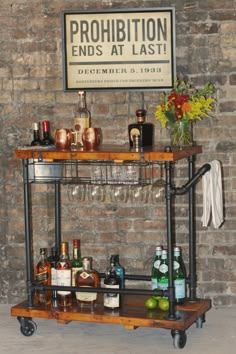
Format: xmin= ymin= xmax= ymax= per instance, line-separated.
xmin=104 ymin=260 xmax=121 ymax=310
xmin=110 ymin=255 xmax=125 ymax=289
xmin=56 ymin=242 xmax=72 ymax=307
xmin=128 ymin=109 xmax=154 ymax=147
xmin=74 ymin=91 xmax=91 ymax=147
xmin=151 ymin=245 xmax=162 ymax=290
xmin=76 ymin=257 xmax=99 ymax=305
xmin=41 ymin=120 xmax=54 ymax=146
xmin=156 ymin=249 xmax=169 ymax=291
xmin=71 ymin=239 xmax=83 ymax=287
xmin=35 ymin=248 xmax=51 ymax=306
xmin=30 ymin=122 xmax=43 ymax=146
xmin=47 ymin=246 xmax=59 ymax=301
xmin=173 ymin=246 xmax=186 ymax=304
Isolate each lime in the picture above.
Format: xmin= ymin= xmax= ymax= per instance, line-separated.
xmin=145 ymin=297 xmax=158 ymax=310
xmin=158 ymin=298 xmax=170 ymax=311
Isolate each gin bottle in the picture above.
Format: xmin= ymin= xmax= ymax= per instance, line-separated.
xmin=151 ymin=245 xmax=162 ymax=290
xmin=173 ymin=246 xmax=186 ymax=304
xmin=110 ymin=254 xmax=125 ymax=289
xmin=104 ymin=260 xmax=121 ymax=310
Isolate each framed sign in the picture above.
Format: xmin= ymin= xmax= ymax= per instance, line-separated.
xmin=62 ymin=8 xmax=175 ymax=91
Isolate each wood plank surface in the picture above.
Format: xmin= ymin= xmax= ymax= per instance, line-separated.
xmin=15 ymin=145 xmax=202 ymax=162
xmin=11 ymin=297 xmax=211 ymax=331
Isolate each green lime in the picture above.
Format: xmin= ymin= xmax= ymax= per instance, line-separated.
xmin=145 ymin=297 xmax=158 ymax=310
xmin=158 ymin=298 xmax=170 ymax=311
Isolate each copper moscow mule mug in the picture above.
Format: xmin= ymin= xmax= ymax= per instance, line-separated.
xmin=54 ymin=129 xmax=72 ymax=150
xmin=82 ymin=128 xmax=102 ymax=150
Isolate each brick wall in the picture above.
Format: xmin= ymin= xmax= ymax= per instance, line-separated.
xmin=0 ymin=0 xmax=235 ymax=307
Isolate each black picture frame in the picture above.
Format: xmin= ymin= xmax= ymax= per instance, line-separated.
xmin=62 ymin=8 xmax=176 ymax=91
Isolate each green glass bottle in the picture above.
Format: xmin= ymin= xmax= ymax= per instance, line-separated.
xmin=71 ymin=239 xmax=83 ymax=287
xmin=151 ymin=245 xmax=162 ymax=290
xmin=156 ymin=249 xmax=169 ymax=292
xmin=173 ymin=246 xmax=186 ymax=304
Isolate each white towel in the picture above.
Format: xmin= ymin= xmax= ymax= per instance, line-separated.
xmin=201 ymin=160 xmax=224 ymax=229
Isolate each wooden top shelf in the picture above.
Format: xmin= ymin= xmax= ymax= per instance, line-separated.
xmin=15 ymin=144 xmax=202 ymax=162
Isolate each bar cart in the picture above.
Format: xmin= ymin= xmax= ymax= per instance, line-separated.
xmin=11 ymin=144 xmax=211 ymax=349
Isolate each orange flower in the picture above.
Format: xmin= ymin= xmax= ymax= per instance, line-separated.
xmin=182 ymin=102 xmax=192 ymax=112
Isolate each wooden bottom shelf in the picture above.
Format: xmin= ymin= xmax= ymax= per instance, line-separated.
xmin=11 ymin=295 xmax=211 ymax=332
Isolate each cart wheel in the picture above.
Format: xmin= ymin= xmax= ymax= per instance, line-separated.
xmin=196 ymin=314 xmax=205 ymax=328
xmin=172 ymin=330 xmax=187 ymax=349
xmin=17 ymin=317 xmax=37 ymax=337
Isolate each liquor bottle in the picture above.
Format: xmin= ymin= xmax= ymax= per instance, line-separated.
xmin=76 ymin=257 xmax=99 ymax=305
xmin=30 ymin=122 xmax=43 ymax=146
xmin=110 ymin=255 xmax=125 ymax=289
xmin=71 ymin=239 xmax=83 ymax=287
xmin=56 ymin=242 xmax=72 ymax=307
xmin=41 ymin=120 xmax=54 ymax=146
xmin=74 ymin=91 xmax=91 ymax=147
xmin=173 ymin=246 xmax=187 ymax=304
xmin=47 ymin=246 xmax=59 ymax=301
xmin=151 ymin=245 xmax=162 ymax=290
xmin=34 ymin=248 xmax=51 ymax=306
xmin=156 ymin=249 xmax=169 ymax=292
xmin=104 ymin=260 xmax=121 ymax=310
xmin=128 ymin=109 xmax=154 ymax=147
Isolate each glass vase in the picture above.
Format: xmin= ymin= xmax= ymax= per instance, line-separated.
xmin=170 ymin=121 xmax=193 ymax=148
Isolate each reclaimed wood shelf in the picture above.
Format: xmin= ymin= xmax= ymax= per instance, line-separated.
xmin=11 ymin=296 xmax=211 ymax=331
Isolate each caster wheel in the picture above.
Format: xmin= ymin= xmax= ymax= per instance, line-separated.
xmin=20 ymin=319 xmax=37 ymax=337
xmin=172 ymin=330 xmax=187 ymax=349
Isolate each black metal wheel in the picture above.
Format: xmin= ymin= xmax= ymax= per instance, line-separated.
xmin=172 ymin=330 xmax=187 ymax=349
xmin=19 ymin=319 xmax=37 ymax=337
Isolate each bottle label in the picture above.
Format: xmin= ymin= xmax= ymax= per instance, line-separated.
xmin=71 ymin=267 xmax=83 ymax=287
xmin=76 ymin=286 xmax=97 ymax=302
xmin=35 ymin=269 xmax=49 ymax=283
xmin=57 ymin=269 xmax=71 ymax=296
xmin=51 ymin=268 xmax=57 ymax=286
xmin=104 ymin=284 xmax=120 ymax=308
xmin=151 ymin=278 xmax=158 ymax=290
xmin=154 ymin=260 xmax=161 ymax=269
xmin=159 ymin=264 xmax=168 ymax=273
xmin=130 ymin=128 xmax=140 ymax=140
xmin=74 ymin=117 xmax=90 ymax=146
xmin=157 ymin=278 xmax=168 ymax=291
xmin=174 ymin=278 xmax=186 ymax=299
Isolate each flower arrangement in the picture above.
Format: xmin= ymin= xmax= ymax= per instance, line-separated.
xmin=155 ymin=78 xmax=216 ymax=146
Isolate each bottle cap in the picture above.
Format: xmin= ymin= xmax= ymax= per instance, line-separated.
xmin=60 ymin=242 xmax=69 ymax=255
xmin=42 ymin=120 xmax=49 ymax=132
xmin=136 ymin=109 xmax=146 ymax=123
xmin=73 ymin=239 xmax=80 ymax=248
xmin=32 ymin=122 xmax=39 ymax=130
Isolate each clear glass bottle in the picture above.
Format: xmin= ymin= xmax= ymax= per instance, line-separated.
xmin=104 ymin=264 xmax=121 ymax=310
xmin=47 ymin=246 xmax=59 ymax=302
xmin=74 ymin=91 xmax=91 ymax=147
xmin=173 ymin=246 xmax=187 ymax=304
xmin=156 ymin=249 xmax=169 ymax=292
xmin=41 ymin=120 xmax=54 ymax=146
xmin=35 ymin=248 xmax=51 ymax=306
xmin=110 ymin=254 xmax=125 ymax=289
xmin=56 ymin=242 xmax=72 ymax=307
xmin=30 ymin=122 xmax=43 ymax=146
xmin=71 ymin=239 xmax=83 ymax=287
xmin=151 ymin=245 xmax=162 ymax=290
xmin=128 ymin=109 xmax=154 ymax=147
xmin=76 ymin=257 xmax=99 ymax=305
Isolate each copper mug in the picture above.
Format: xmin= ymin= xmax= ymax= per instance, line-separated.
xmin=82 ymin=128 xmax=102 ymax=150
xmin=54 ymin=129 xmax=72 ymax=150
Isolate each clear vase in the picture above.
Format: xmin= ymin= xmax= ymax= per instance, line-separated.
xmin=170 ymin=121 xmax=193 ymax=148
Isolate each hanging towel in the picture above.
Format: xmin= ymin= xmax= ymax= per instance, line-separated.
xmin=201 ymin=160 xmax=224 ymax=228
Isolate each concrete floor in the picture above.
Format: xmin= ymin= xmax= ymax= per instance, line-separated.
xmin=1 ymin=305 xmax=236 ymax=353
